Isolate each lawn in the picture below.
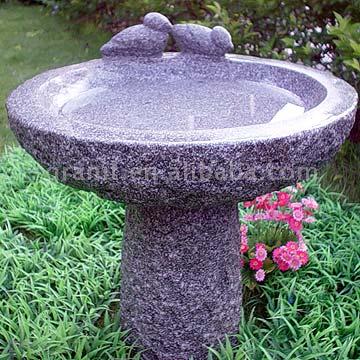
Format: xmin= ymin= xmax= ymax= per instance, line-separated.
xmin=0 ymin=1 xmax=110 ymax=152
xmin=0 ymin=2 xmax=359 ymax=359
xmin=0 ymin=148 xmax=359 ymax=359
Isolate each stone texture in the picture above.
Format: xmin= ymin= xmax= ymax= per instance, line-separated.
xmin=143 ymin=12 xmax=172 ymax=34
xmin=6 ymin=55 xmax=358 ymax=207
xmin=101 ymin=12 xmax=172 ymax=58
xmin=172 ymin=24 xmax=234 ymax=56
xmin=5 ymin=14 xmax=358 ymax=360
xmin=121 ymin=202 xmax=241 ymax=359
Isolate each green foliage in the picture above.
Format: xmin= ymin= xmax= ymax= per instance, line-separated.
xmin=224 ymin=177 xmax=360 ymax=360
xmin=0 ymin=148 xmax=142 ymax=359
xmin=1 ymin=149 xmax=359 ymax=358
xmin=328 ymin=12 xmax=360 ymax=87
xmin=202 ymin=1 xmax=360 ymax=89
xmin=33 ymin=0 xmax=360 ymax=82
xmin=321 ymin=141 xmax=360 ymax=202
xmin=0 ymin=2 xmax=110 ymax=153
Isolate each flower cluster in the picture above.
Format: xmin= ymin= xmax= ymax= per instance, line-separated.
xmin=240 ymin=183 xmax=318 ymax=287
xmin=273 ymin=241 xmax=309 ymax=271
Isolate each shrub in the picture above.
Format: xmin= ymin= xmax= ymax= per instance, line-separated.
xmin=201 ymin=1 xmax=359 ymax=141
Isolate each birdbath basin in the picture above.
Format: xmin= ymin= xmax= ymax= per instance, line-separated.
xmin=6 ymin=13 xmax=358 ymax=360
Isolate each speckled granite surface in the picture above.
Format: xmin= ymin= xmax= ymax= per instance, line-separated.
xmin=172 ymin=24 xmax=233 ymax=56
xmin=6 ymin=54 xmax=358 ymax=206
xmin=121 ymin=203 xmax=241 ymax=359
xmin=6 ymin=12 xmax=358 ymax=360
xmin=101 ymin=13 xmax=172 ymax=58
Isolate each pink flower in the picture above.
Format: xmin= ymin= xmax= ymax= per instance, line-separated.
xmin=278 ymin=212 xmax=292 ymax=222
xmin=286 ymin=241 xmax=299 ymax=251
xmin=270 ymin=210 xmax=281 ymax=221
xmin=255 ymin=244 xmax=267 ymax=261
xmin=273 ymin=247 xmax=282 ymax=261
xmin=298 ymin=241 xmax=308 ymax=251
xmin=264 ymin=209 xmax=283 ymax=221
xmin=290 ymin=202 xmax=303 ymax=210
xmin=277 ymin=191 xmax=291 ymax=206
xmin=288 ymin=217 xmax=303 ymax=232
xmin=241 ymin=243 xmax=249 ymax=254
xmin=273 ymin=242 xmax=309 ymax=272
xmin=302 ymin=197 xmax=319 ymax=210
xmin=281 ymin=251 xmax=292 ymax=263
xmin=249 ymin=258 xmax=263 ymax=270
xmin=240 ymin=224 xmax=248 ymax=234
xmin=254 ymin=213 xmax=266 ymax=221
xmin=241 ymin=235 xmax=248 ymax=245
xmin=240 ymin=226 xmax=248 ymax=246
xmin=292 ymin=208 xmax=304 ymax=221
xmin=243 ymin=214 xmax=255 ymax=221
xmin=255 ymin=269 xmax=266 ymax=282
xmin=297 ymin=250 xmax=309 ymax=265
xmin=255 ymin=243 xmax=266 ymax=250
xmin=278 ymin=261 xmax=290 ymax=272
xmin=240 ymin=188 xmax=314 ymax=276
xmin=255 ymin=194 xmax=271 ymax=210
xmin=264 ymin=200 xmax=278 ymax=211
xmin=244 ymin=200 xmax=255 ymax=208
xmin=289 ymin=257 xmax=302 ymax=271
xmin=269 ymin=210 xmax=281 ymax=221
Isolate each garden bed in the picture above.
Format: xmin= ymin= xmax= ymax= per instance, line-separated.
xmin=0 ymin=148 xmax=359 ymax=359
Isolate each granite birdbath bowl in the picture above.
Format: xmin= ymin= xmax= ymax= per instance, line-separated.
xmin=6 ymin=13 xmax=358 ymax=360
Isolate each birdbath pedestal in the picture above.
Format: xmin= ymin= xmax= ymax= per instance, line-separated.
xmin=6 ymin=13 xmax=358 ymax=360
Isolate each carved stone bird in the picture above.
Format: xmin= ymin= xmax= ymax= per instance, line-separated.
xmin=172 ymin=24 xmax=234 ymax=57
xmin=101 ymin=12 xmax=172 ymax=58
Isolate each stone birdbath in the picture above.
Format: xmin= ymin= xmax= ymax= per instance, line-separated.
xmin=6 ymin=13 xmax=358 ymax=360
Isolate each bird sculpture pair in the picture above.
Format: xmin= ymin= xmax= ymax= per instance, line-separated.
xmin=101 ymin=12 xmax=234 ymax=58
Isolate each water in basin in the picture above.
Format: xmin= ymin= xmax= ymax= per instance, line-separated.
xmin=57 ymin=79 xmax=305 ymax=131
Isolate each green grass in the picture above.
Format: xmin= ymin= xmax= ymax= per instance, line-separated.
xmin=0 ymin=148 xmax=359 ymax=359
xmin=321 ymin=141 xmax=360 ymax=203
xmin=0 ymin=1 xmax=110 ymax=152
xmin=0 ymin=3 xmax=359 ymax=358
xmin=226 ymin=178 xmax=360 ymax=360
xmin=0 ymin=148 xmax=140 ymax=359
